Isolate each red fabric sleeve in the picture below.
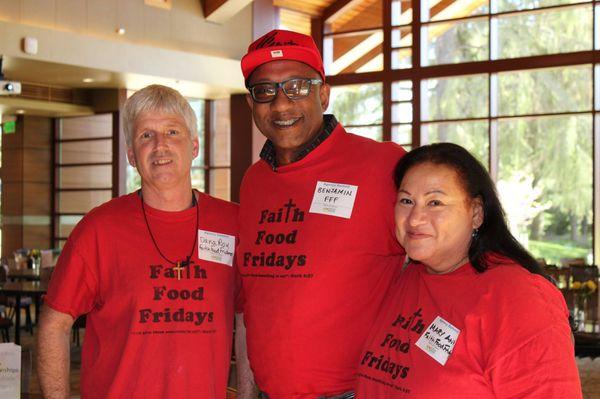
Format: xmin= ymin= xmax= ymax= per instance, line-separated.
xmin=44 ymin=241 xmax=99 ymax=319
xmin=487 ymin=323 xmax=582 ymax=398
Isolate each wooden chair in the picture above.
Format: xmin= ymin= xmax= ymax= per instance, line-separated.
xmin=570 ymin=264 xmax=599 ymax=283
xmin=0 ymin=263 xmax=33 ymax=334
xmin=561 ymin=257 xmax=587 ymax=268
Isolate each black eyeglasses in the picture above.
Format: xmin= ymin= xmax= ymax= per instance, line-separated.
xmin=247 ymin=78 xmax=323 ymax=103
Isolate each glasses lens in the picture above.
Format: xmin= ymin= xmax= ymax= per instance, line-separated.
xmin=252 ymin=83 xmax=276 ymax=102
xmin=283 ymin=79 xmax=311 ymax=99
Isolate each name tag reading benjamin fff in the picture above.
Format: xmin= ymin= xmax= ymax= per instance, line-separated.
xmin=198 ymin=230 xmax=235 ymax=267
xmin=415 ymin=316 xmax=460 ymax=366
xmin=309 ymin=181 xmax=358 ymax=219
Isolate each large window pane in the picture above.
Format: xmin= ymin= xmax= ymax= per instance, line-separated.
xmin=392 ymin=124 xmax=412 ymax=144
xmin=424 ymin=0 xmax=489 ymax=22
xmin=498 ymin=65 xmax=592 ymax=116
xmin=59 ymin=165 xmax=112 ymax=189
xmin=60 ymin=114 xmax=112 ymax=140
xmin=211 ymin=99 xmax=231 ymax=167
xmin=58 ymin=190 xmax=112 ymax=214
xmin=59 ymin=139 xmax=112 ymax=164
xmin=392 ymin=48 xmax=412 ymax=69
xmin=209 ymin=169 xmax=230 ymax=201
xmin=191 ymin=168 xmax=205 ymax=193
xmin=392 ymin=103 xmax=413 ymax=123
xmin=127 ymin=164 xmax=141 ymax=194
xmin=423 ymin=17 xmax=488 ymax=66
xmin=497 ymin=0 xmax=590 ymax=13
xmin=324 ymin=31 xmax=384 ymax=75
xmin=392 ymin=80 xmax=413 ymax=101
xmin=325 ymin=0 xmax=382 ymax=34
xmin=190 ymin=99 xmax=205 ymax=167
xmin=422 ymin=74 xmax=489 ymax=120
xmin=497 ymin=114 xmax=593 ymax=264
xmin=422 ymin=120 xmax=489 ymax=165
xmin=348 ymin=126 xmax=383 ymax=141
xmin=392 ymin=0 xmax=412 ymax=25
xmin=496 ymin=5 xmax=592 ymax=59
xmin=57 ymin=215 xmax=83 ymax=238
xmin=328 ymin=83 xmax=383 ymax=126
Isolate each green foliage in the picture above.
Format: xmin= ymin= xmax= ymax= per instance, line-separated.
xmin=528 ymin=239 xmax=590 ymax=265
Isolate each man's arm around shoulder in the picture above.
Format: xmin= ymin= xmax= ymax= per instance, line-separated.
xmin=37 ymin=305 xmax=75 ymax=399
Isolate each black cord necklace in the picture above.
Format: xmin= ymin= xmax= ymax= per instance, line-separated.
xmin=140 ymin=189 xmax=199 ymax=280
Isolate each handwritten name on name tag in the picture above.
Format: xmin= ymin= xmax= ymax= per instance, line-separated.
xmin=198 ymin=230 xmax=235 ymax=267
xmin=415 ymin=316 xmax=460 ymax=366
xmin=309 ymin=181 xmax=358 ymax=219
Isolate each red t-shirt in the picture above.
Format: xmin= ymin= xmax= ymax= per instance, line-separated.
xmin=45 ymin=192 xmax=238 ymax=399
xmin=356 ymin=258 xmax=582 ymax=398
xmin=237 ymin=124 xmax=406 ymax=398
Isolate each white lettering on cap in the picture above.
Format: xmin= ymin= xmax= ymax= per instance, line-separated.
xmin=271 ymin=50 xmax=283 ymax=58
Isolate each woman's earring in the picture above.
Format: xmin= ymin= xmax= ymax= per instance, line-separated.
xmin=472 ymin=228 xmax=479 ymax=239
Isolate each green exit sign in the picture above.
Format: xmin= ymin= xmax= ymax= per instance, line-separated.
xmin=2 ymin=120 xmax=16 ymax=134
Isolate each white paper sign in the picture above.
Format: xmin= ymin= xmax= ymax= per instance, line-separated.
xmin=198 ymin=230 xmax=235 ymax=267
xmin=309 ymin=181 xmax=358 ymax=219
xmin=415 ymin=316 xmax=460 ymax=366
xmin=0 ymin=343 xmax=21 ymax=398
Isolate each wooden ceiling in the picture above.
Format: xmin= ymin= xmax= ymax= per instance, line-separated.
xmin=275 ymin=0 xmax=383 ymax=34
xmin=274 ymin=0 xmax=336 ymax=17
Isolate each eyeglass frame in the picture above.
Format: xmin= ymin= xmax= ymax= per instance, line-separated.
xmin=246 ymin=77 xmax=324 ymax=103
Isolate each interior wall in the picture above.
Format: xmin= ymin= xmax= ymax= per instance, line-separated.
xmin=2 ymin=115 xmax=53 ymax=256
xmin=0 ymin=0 xmax=252 ymax=60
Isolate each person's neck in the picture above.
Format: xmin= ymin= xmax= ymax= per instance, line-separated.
xmin=274 ymin=123 xmax=325 ymax=166
xmin=276 ymin=150 xmax=298 ymax=166
xmin=140 ymin=183 xmax=195 ymax=211
xmin=426 ymin=255 xmax=469 ymax=275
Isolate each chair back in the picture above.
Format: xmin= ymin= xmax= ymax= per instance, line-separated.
xmin=0 ymin=261 xmax=7 ymax=283
xmin=570 ymin=264 xmax=599 ymax=283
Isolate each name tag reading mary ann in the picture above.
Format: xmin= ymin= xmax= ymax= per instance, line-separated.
xmin=309 ymin=181 xmax=358 ymax=219
xmin=415 ymin=316 xmax=460 ymax=366
xmin=198 ymin=230 xmax=235 ymax=267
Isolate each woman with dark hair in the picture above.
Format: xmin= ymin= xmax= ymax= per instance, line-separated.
xmin=355 ymin=143 xmax=581 ymax=398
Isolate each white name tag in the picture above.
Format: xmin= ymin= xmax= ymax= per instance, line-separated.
xmin=415 ymin=316 xmax=460 ymax=366
xmin=198 ymin=230 xmax=235 ymax=267
xmin=309 ymin=181 xmax=358 ymax=219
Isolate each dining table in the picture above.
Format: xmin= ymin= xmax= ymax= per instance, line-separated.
xmin=7 ymin=268 xmax=41 ymax=282
xmin=0 ymin=281 xmax=48 ymax=345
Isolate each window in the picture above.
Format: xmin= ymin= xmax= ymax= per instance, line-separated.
xmin=323 ymin=0 xmax=597 ymax=264
xmin=54 ymin=114 xmax=115 ymax=249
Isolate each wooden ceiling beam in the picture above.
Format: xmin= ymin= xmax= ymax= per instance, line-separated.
xmin=323 ymin=0 xmax=364 ymax=23
xmin=203 ymin=0 xmax=253 ymax=23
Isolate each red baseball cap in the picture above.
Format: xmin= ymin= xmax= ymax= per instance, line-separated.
xmin=241 ymin=29 xmax=325 ymax=85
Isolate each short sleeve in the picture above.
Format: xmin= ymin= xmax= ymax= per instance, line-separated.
xmin=44 ymin=236 xmax=100 ymax=319
xmin=486 ymin=322 xmax=582 ymax=398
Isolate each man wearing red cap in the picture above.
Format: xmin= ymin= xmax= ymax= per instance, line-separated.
xmin=236 ymin=29 xmax=406 ymax=399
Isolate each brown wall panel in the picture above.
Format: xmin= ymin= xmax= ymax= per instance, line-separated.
xmin=2 ymin=115 xmax=54 ymax=256
xmin=230 ymin=94 xmax=253 ymax=203
xmin=23 ymin=225 xmax=52 ymax=250
xmin=23 ymin=117 xmax=53 ymax=149
xmin=1 ymin=150 xmax=24 ymax=183
xmin=23 ymin=149 xmax=52 ymax=183
xmin=2 ymin=225 xmax=23 ymax=254
xmin=2 ymin=183 xmax=24 ymax=216
xmin=23 ymin=182 xmax=52 ymax=215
